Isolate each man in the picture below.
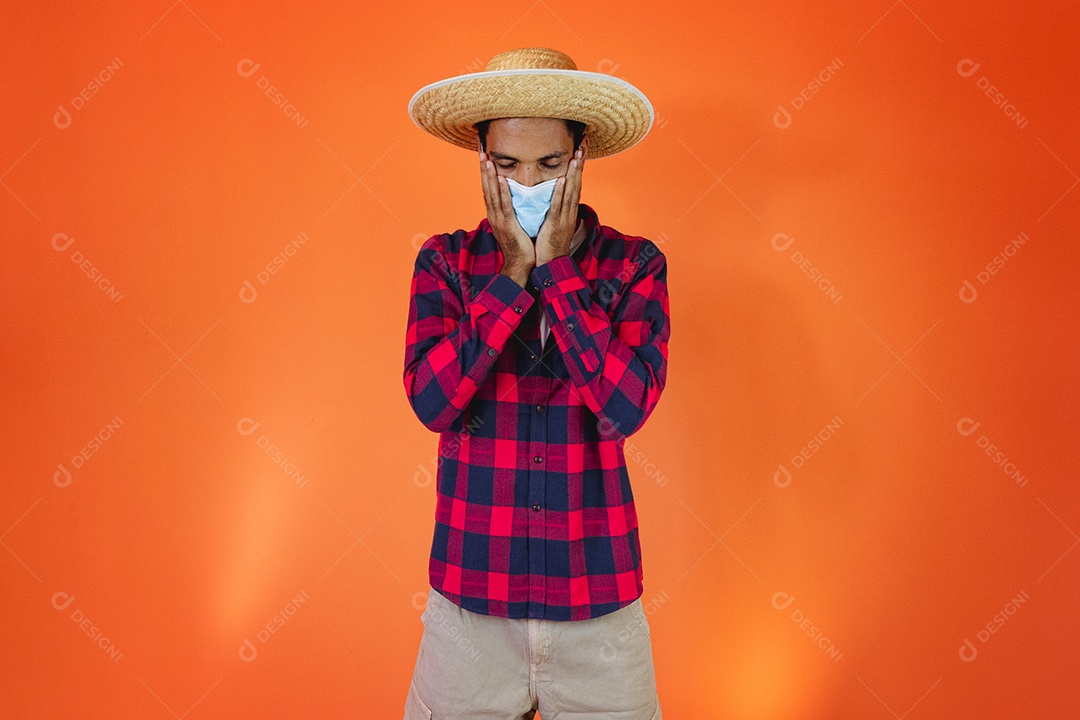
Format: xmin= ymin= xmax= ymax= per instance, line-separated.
xmin=402 ymin=47 xmax=669 ymax=720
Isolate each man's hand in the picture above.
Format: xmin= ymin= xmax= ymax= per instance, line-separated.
xmin=536 ymin=135 xmax=588 ymax=267
xmin=479 ymin=147 xmax=535 ymax=286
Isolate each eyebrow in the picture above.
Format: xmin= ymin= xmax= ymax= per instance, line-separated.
xmin=488 ymin=150 xmax=568 ymax=162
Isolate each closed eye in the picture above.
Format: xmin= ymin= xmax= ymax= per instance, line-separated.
xmin=498 ymin=162 xmax=562 ymax=170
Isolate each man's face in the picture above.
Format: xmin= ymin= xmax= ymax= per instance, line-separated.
xmin=484 ymin=117 xmax=575 ymax=187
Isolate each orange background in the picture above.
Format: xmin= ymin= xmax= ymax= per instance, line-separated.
xmin=3 ymin=1 xmax=1078 ymax=717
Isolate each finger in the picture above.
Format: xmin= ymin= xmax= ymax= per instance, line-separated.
xmin=566 ymin=147 xmax=584 ymax=218
xmin=496 ymin=173 xmax=515 ymax=223
xmin=484 ymin=158 xmax=510 ymax=225
xmin=480 ymin=150 xmax=497 ymax=216
xmin=485 ymin=158 xmax=507 ymax=218
xmin=551 ymin=158 xmax=575 ymax=223
xmin=548 ymin=173 xmax=566 ymax=219
xmin=484 ymin=159 xmax=500 ymax=215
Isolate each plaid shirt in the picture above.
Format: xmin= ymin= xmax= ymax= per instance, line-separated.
xmin=403 ymin=202 xmax=670 ymax=621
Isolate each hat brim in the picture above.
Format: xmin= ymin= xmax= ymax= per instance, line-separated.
xmin=408 ymin=68 xmax=654 ymax=159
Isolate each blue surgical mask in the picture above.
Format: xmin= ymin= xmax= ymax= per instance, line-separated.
xmin=505 ymin=177 xmax=559 ymax=238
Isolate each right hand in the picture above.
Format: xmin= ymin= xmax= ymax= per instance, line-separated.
xmin=479 ymin=147 xmax=535 ymax=280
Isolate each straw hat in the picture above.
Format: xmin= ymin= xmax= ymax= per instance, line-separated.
xmin=408 ymin=47 xmax=654 ymax=159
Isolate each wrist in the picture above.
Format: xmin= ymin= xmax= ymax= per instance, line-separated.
xmin=500 ymin=263 xmax=532 ymax=287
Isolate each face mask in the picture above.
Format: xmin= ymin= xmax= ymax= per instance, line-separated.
xmin=505 ymin=177 xmax=559 ymax=238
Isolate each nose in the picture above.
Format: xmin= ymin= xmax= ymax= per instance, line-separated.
xmin=517 ymin=167 xmax=541 ymax=187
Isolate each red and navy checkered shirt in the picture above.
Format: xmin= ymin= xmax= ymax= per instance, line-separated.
xmin=403 ymin=202 xmax=670 ymax=621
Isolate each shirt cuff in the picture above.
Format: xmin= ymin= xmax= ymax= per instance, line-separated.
xmin=528 ymin=255 xmax=589 ymax=298
xmin=470 ymin=271 xmax=536 ymax=332
xmin=529 ymin=255 xmax=603 ymax=373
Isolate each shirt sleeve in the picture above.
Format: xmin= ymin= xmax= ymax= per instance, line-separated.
xmin=528 ymin=241 xmax=670 ymax=439
xmin=403 ymin=235 xmax=536 ymax=433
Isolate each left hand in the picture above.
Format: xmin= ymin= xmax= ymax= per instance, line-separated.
xmin=535 ymin=135 xmax=588 ymax=266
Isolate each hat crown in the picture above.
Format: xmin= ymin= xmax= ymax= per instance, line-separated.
xmin=409 ymin=46 xmax=652 ymax=158
xmin=483 ymin=47 xmax=577 ymax=72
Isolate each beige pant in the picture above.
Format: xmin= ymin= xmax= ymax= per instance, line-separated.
xmin=403 ymin=586 xmax=662 ymax=720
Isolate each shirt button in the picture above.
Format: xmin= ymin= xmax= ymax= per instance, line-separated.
xmin=533 ymin=455 xmax=543 ymax=463
xmin=566 ymin=322 xmax=575 ymax=330
xmin=532 ymin=503 xmax=541 ymax=512
xmin=543 ymin=278 xmax=552 ymax=286
xmin=530 ymin=354 xmax=537 ymax=361
xmin=535 ymin=404 xmax=544 ymax=413
xmin=512 ymin=305 xmax=522 ymax=314
xmin=487 ymin=347 xmax=496 ymax=356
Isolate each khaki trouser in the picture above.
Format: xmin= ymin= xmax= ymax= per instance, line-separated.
xmin=404 ymin=586 xmax=662 ymax=720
